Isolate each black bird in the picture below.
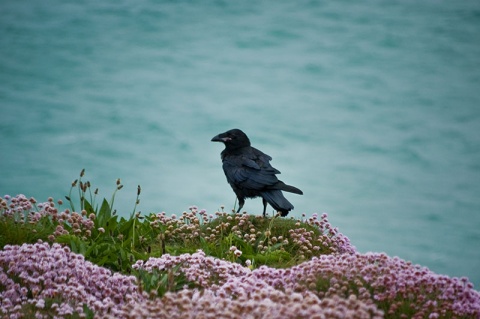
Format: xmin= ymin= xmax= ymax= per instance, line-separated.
xmin=211 ymin=129 xmax=303 ymax=217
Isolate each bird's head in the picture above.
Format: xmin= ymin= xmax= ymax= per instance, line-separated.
xmin=211 ymin=129 xmax=251 ymax=150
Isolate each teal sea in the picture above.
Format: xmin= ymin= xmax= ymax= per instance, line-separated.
xmin=1 ymin=1 xmax=479 ymax=287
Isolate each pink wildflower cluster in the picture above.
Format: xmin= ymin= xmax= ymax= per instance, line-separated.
xmin=120 ymin=252 xmax=382 ymax=319
xmin=0 ymin=194 xmax=35 ymax=218
xmin=113 ymin=288 xmax=381 ymax=319
xmin=149 ymin=209 xmax=210 ymax=243
xmin=126 ymin=251 xmax=480 ymax=318
xmin=250 ymin=253 xmax=480 ymax=318
xmin=1 ymin=244 xmax=479 ymax=318
xmin=132 ymin=250 xmax=250 ymax=289
xmin=302 ymin=213 xmax=355 ymax=254
xmin=0 ymin=242 xmax=144 ymax=318
xmin=47 ymin=208 xmax=96 ymax=240
xmin=1 ymin=194 xmax=97 ymax=241
xmin=149 ymin=210 xmax=354 ymax=258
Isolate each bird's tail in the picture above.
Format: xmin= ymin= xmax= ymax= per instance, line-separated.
xmin=276 ymin=181 xmax=303 ymax=195
xmin=261 ymin=190 xmax=294 ymax=217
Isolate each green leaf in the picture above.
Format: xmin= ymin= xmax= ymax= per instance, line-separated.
xmin=105 ymin=215 xmax=119 ymax=233
xmin=84 ymin=200 xmax=95 ymax=216
xmin=118 ymin=218 xmax=135 ymax=238
xmin=97 ymin=199 xmax=111 ymax=228
xmin=83 ymin=304 xmax=95 ymax=319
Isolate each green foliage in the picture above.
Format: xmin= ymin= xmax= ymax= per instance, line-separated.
xmin=133 ymin=264 xmax=197 ymax=297
xmin=1 ymin=170 xmax=342 ymax=273
xmin=56 ymin=174 xmax=159 ymax=273
xmin=0 ymin=213 xmax=56 ymax=249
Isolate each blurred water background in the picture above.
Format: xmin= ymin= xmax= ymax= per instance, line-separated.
xmin=1 ymin=0 xmax=479 ymax=286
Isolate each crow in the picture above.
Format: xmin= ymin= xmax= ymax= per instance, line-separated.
xmin=211 ymin=129 xmax=303 ymax=217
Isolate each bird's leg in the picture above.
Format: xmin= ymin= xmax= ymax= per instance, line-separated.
xmin=236 ymin=198 xmax=245 ymax=214
xmin=262 ymin=198 xmax=267 ymax=217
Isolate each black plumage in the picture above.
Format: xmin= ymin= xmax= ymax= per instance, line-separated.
xmin=211 ymin=129 xmax=303 ymax=217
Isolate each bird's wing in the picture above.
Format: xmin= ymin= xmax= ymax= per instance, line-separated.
xmin=222 ymin=147 xmax=280 ymax=190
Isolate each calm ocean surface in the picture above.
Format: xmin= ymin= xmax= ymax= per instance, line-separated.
xmin=1 ymin=1 xmax=479 ymax=286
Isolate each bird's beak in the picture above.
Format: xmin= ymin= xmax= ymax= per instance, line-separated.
xmin=211 ymin=134 xmax=229 ymax=143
